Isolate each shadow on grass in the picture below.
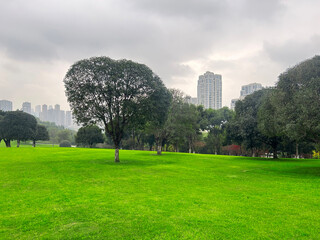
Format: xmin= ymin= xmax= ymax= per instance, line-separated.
xmin=91 ymin=158 xmax=175 ymax=167
xmin=243 ymin=157 xmax=317 ymax=163
xmin=282 ymin=167 xmax=320 ymax=177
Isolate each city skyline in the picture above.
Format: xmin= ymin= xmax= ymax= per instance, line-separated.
xmin=0 ymin=99 xmax=76 ymax=129
xmin=1 ymin=1 xmax=319 ymax=111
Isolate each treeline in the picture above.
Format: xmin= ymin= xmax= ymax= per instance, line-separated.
xmin=0 ymin=110 xmax=77 ymax=147
xmin=228 ymin=55 xmax=320 ymax=159
xmin=76 ymin=56 xmax=320 ymax=159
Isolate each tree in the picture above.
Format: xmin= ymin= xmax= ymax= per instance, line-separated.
xmin=165 ymin=90 xmax=200 ymax=153
xmin=76 ymin=125 xmax=104 ymax=147
xmin=0 ymin=111 xmax=37 ymax=147
xmin=64 ymin=57 xmax=169 ymax=162
xmin=257 ymin=88 xmax=283 ymax=159
xmin=0 ymin=111 xmax=5 ymax=144
xmin=146 ymin=86 xmax=172 ymax=155
xmin=276 ymin=55 xmax=320 ymax=157
xmin=232 ymin=90 xmax=265 ymax=156
xmin=32 ymin=125 xmax=49 ymax=147
xmin=57 ymin=129 xmax=75 ymax=144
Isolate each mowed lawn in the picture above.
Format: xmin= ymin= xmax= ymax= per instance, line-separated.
xmin=1 ymin=147 xmax=320 ymax=239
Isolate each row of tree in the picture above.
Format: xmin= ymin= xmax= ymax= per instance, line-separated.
xmin=228 ymin=56 xmax=320 ymax=158
xmin=64 ymin=56 xmax=320 ymax=161
xmin=0 ymin=111 xmax=49 ymax=147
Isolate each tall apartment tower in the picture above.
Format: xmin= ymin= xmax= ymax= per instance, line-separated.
xmin=66 ymin=111 xmax=72 ymax=127
xmin=197 ymin=71 xmax=222 ymax=109
xmin=240 ymin=83 xmax=262 ymax=99
xmin=0 ymin=100 xmax=13 ymax=111
xmin=22 ymin=102 xmax=31 ymax=114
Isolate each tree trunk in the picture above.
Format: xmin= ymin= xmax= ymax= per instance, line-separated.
xmin=273 ymin=146 xmax=278 ymax=159
xmin=157 ymin=145 xmax=162 ymax=155
xmin=115 ymin=148 xmax=120 ymax=162
xmin=17 ymin=140 xmax=20 ymax=148
xmin=4 ymin=139 xmax=11 ymax=147
xmin=33 ymin=140 xmax=36 ymax=147
xmin=296 ymin=143 xmax=299 ymax=159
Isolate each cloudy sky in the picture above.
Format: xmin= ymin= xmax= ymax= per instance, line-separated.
xmin=1 ymin=0 xmax=320 ymax=110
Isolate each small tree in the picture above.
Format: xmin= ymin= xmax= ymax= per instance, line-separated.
xmin=0 ymin=111 xmax=37 ymax=147
xmin=32 ymin=125 xmax=49 ymax=147
xmin=76 ymin=125 xmax=104 ymax=147
xmin=64 ymin=57 xmax=169 ymax=162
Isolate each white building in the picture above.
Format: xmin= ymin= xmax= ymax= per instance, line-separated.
xmin=185 ymin=96 xmax=198 ymax=106
xmin=240 ymin=83 xmax=262 ymax=98
xmin=197 ymin=71 xmax=222 ymax=109
xmin=22 ymin=102 xmax=31 ymax=114
xmin=0 ymin=100 xmax=13 ymax=112
xmin=230 ymin=83 xmax=263 ymax=110
xmin=230 ymin=99 xmax=239 ymax=110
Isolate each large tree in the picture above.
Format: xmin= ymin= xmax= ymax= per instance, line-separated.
xmin=277 ymin=55 xmax=320 ymax=157
xmin=257 ymin=88 xmax=283 ymax=159
xmin=232 ymin=90 xmax=265 ymax=157
xmin=64 ymin=57 xmax=169 ymax=162
xmin=146 ymin=86 xmax=172 ymax=155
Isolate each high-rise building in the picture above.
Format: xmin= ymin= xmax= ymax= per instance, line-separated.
xmin=230 ymin=83 xmax=263 ymax=110
xmin=22 ymin=102 xmax=31 ymax=114
xmin=40 ymin=104 xmax=48 ymax=121
xmin=34 ymin=105 xmax=41 ymax=118
xmin=230 ymin=99 xmax=239 ymax=110
xmin=54 ymin=104 xmax=61 ymax=125
xmin=66 ymin=111 xmax=72 ymax=127
xmin=240 ymin=83 xmax=262 ymax=98
xmin=59 ymin=110 xmax=65 ymax=127
xmin=0 ymin=100 xmax=13 ymax=111
xmin=197 ymin=71 xmax=222 ymax=109
xmin=184 ymin=96 xmax=198 ymax=106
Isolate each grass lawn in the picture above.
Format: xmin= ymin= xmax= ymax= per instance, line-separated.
xmin=1 ymin=147 xmax=320 ymax=239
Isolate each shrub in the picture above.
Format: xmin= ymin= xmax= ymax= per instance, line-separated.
xmin=60 ymin=140 xmax=71 ymax=148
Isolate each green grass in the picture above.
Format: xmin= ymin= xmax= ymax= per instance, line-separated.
xmin=1 ymin=147 xmax=320 ymax=239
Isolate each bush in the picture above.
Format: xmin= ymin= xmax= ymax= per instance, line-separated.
xmin=60 ymin=140 xmax=71 ymax=147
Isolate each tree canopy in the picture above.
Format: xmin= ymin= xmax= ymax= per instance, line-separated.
xmin=64 ymin=56 xmax=169 ymax=162
xmin=76 ymin=125 xmax=104 ymax=147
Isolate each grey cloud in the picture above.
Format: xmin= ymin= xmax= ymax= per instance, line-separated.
xmin=264 ymin=35 xmax=320 ymax=68
xmin=0 ymin=0 xmax=318 ymax=108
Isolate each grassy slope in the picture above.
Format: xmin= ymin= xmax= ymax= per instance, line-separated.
xmin=0 ymin=147 xmax=320 ymax=239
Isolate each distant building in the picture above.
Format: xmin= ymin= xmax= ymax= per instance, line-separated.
xmin=34 ymin=105 xmax=41 ymax=118
xmin=22 ymin=102 xmax=31 ymax=114
xmin=230 ymin=83 xmax=263 ymax=110
xmin=0 ymin=100 xmax=13 ymax=111
xmin=197 ymin=71 xmax=222 ymax=109
xmin=185 ymin=96 xmax=198 ymax=106
xmin=66 ymin=111 xmax=72 ymax=127
xmin=40 ymin=104 xmax=48 ymax=121
xmin=240 ymin=83 xmax=262 ymax=98
xmin=230 ymin=99 xmax=239 ymax=110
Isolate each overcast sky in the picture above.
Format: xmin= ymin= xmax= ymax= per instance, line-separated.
xmin=1 ymin=0 xmax=320 ymax=110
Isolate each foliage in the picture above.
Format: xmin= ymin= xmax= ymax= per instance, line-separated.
xmin=313 ymin=150 xmax=320 ymax=159
xmin=76 ymin=125 xmax=104 ymax=147
xmin=277 ymin=55 xmax=320 ymax=152
xmin=59 ymin=140 xmax=71 ymax=147
xmin=0 ymin=111 xmax=37 ymax=147
xmin=64 ymin=56 xmax=169 ymax=162
xmin=32 ymin=125 xmax=50 ymax=147
xmin=57 ymin=129 xmax=75 ymax=144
